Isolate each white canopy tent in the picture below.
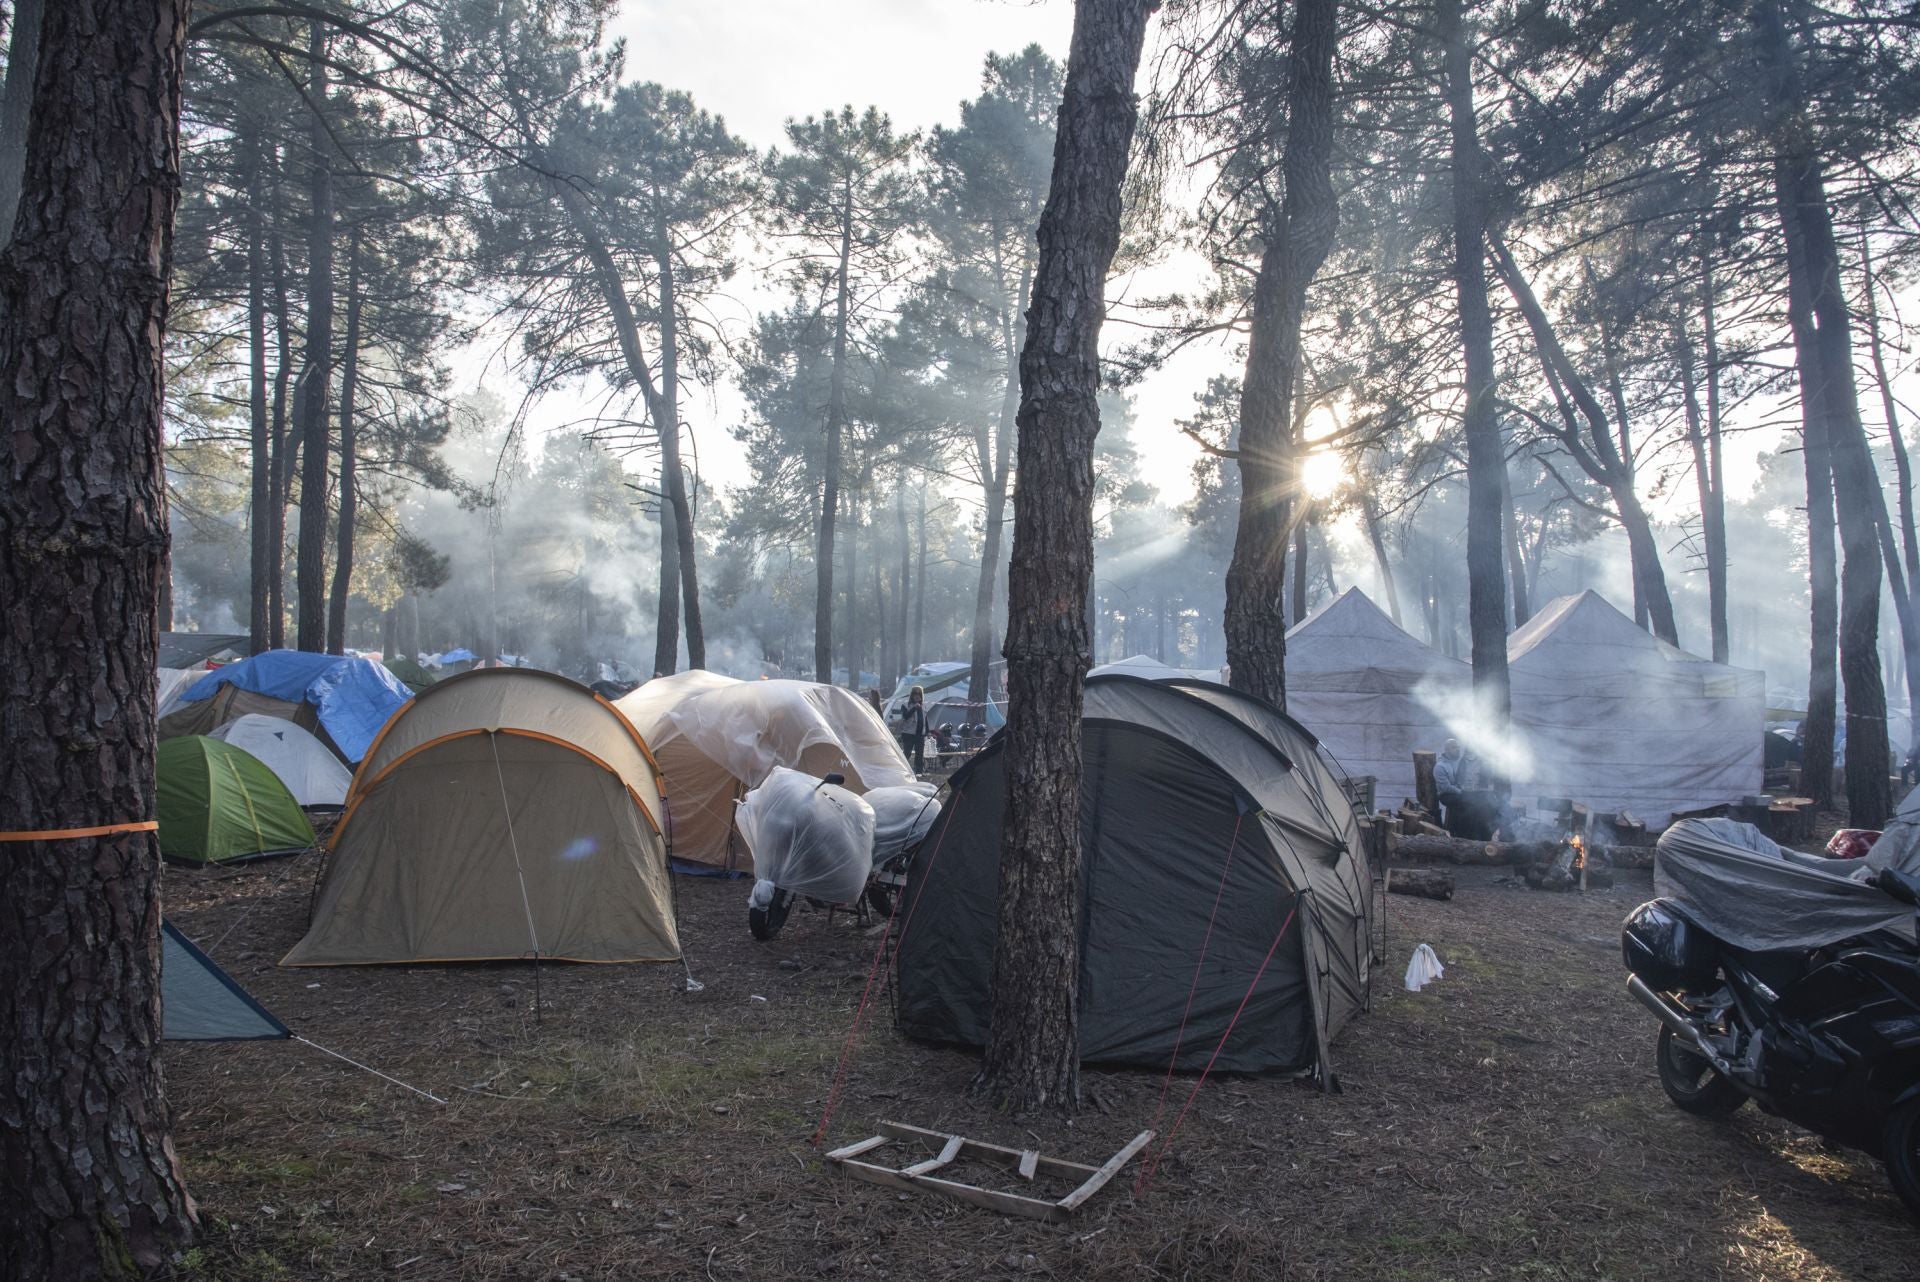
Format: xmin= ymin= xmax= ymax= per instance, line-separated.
xmin=206 ymin=714 xmax=354 ymax=808
xmin=1283 ymin=588 xmax=1471 ymax=810
xmin=1508 ymin=591 xmax=1764 ymax=825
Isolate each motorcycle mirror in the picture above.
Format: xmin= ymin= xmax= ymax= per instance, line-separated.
xmin=822 ymin=772 xmax=846 ymax=787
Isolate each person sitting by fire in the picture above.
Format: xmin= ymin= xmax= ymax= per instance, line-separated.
xmin=1434 ymin=739 xmax=1468 ymax=834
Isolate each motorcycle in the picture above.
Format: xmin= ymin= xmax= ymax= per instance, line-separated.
xmin=1621 ymin=864 xmax=1920 ymax=1215
xmin=740 ymin=772 xmax=941 ymax=941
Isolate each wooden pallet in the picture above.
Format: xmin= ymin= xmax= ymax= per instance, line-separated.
xmin=825 ymin=1120 xmax=1155 ymax=1223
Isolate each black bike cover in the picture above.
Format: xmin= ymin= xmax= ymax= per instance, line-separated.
xmin=1655 ymin=818 xmax=1916 ymax=951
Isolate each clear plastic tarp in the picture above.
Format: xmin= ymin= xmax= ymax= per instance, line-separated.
xmin=865 ymin=786 xmax=943 ymax=864
xmin=739 ymin=767 xmax=876 ymax=906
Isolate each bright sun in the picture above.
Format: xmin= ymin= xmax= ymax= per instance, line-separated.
xmin=1301 ymin=451 xmax=1345 ymax=499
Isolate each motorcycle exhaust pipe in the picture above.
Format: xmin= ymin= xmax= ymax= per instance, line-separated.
xmin=1626 ymin=974 xmax=1734 ymax=1075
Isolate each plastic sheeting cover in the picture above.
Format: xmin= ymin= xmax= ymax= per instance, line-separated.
xmin=179 ymin=650 xmax=411 ymax=762
xmin=1654 ymin=819 xmax=1915 ymax=951
xmin=669 ymin=679 xmax=916 ymax=792
xmin=866 ymin=785 xmax=942 ymax=864
xmin=738 ymin=767 xmax=876 ymax=906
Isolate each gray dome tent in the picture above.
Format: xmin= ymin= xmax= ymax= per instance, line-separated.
xmin=895 ymin=675 xmax=1371 ymax=1077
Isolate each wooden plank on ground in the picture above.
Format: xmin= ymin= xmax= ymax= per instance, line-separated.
xmin=1058 ymin=1129 xmax=1157 ymax=1212
xmin=824 ymin=1134 xmax=891 ymax=1162
xmin=876 ymin=1120 xmax=1098 ymax=1178
xmin=835 ymin=1158 xmax=1066 ymax=1223
xmin=902 ymin=1134 xmax=964 ymax=1176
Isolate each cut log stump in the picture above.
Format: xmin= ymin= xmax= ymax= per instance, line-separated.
xmin=1387 ymin=869 xmax=1454 ymax=901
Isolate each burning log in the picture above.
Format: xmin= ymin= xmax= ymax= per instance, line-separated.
xmin=1520 ymin=836 xmax=1615 ymax=891
xmin=1386 ymin=869 xmax=1454 ymax=901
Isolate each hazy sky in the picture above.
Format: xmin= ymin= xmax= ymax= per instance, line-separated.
xmin=475 ymin=0 xmax=1226 ymax=505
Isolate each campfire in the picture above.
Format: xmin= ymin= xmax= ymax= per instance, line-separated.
xmin=1522 ymin=831 xmax=1613 ymax=892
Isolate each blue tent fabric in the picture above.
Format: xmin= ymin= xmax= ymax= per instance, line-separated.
xmin=178 ymin=650 xmax=410 ymax=762
xmin=162 ymin=920 xmax=288 ymax=1041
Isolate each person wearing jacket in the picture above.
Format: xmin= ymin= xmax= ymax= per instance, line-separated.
xmin=893 ymin=685 xmax=927 ymax=772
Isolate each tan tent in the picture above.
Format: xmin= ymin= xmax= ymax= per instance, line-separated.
xmin=615 ymin=673 xmax=918 ymax=870
xmin=283 ymin=669 xmax=677 ymax=966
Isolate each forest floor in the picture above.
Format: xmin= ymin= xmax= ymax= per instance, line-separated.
xmin=163 ymin=854 xmax=1920 ymax=1282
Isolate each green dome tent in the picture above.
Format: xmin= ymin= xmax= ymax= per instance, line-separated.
xmin=157 ymin=736 xmax=317 ymax=864
xmin=384 ymin=655 xmax=436 ymax=695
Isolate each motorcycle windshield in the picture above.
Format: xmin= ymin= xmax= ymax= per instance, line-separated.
xmin=1656 ymin=820 xmax=1917 ymax=952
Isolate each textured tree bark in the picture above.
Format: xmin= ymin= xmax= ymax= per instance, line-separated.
xmin=978 ymin=0 xmax=1156 ymax=1115
xmin=0 ymin=1 xmax=195 ymax=1276
xmin=245 ymin=122 xmax=272 ymax=654
xmin=1439 ymin=0 xmax=1510 ymax=719
xmin=1757 ymin=0 xmax=1888 ymax=825
xmin=326 ymin=231 xmax=361 ymax=655
xmin=0 ymin=0 xmax=43 ymax=242
xmin=1224 ymin=0 xmax=1339 ymax=711
xmin=293 ymin=20 xmax=334 ymax=652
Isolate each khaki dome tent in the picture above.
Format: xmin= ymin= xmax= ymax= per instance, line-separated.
xmin=283 ymin=668 xmax=678 ymax=966
xmin=615 ymin=673 xmax=919 ymax=870
xmin=896 ymin=675 xmax=1370 ymax=1077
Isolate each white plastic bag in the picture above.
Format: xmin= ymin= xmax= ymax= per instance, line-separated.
xmin=865 ymin=786 xmax=942 ymax=864
xmin=1404 ymin=943 xmax=1444 ymax=992
xmin=736 ymin=766 xmax=876 ymax=905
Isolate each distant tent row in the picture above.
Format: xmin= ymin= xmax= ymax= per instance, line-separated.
xmin=896 ymin=674 xmax=1370 ymax=1077
xmin=1274 ymin=587 xmax=1762 ymax=825
xmin=616 ymin=672 xmax=918 ymax=870
xmin=162 ymin=650 xmax=411 ymax=763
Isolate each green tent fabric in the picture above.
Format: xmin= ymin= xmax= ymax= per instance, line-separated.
xmin=162 ymin=919 xmax=287 ymax=1040
xmin=385 ymin=655 xmax=436 ymax=695
xmin=157 ymin=736 xmax=317 ymax=864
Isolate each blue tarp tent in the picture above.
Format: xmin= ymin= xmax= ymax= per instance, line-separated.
xmin=175 ymin=650 xmax=410 ymax=762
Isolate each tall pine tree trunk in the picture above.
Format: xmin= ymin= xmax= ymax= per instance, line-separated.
xmin=245 ymin=121 xmax=272 ymax=654
xmin=1439 ymin=0 xmax=1511 ymax=718
xmin=1224 ymin=0 xmax=1340 ymax=709
xmin=844 ymin=490 xmax=861 ymax=686
xmin=1860 ymin=227 xmax=1920 ymax=752
xmin=1501 ymin=462 xmax=1530 ymax=627
xmin=970 ymin=270 xmax=1028 ymax=710
xmin=267 ymin=204 xmax=292 ymax=648
xmin=326 ymin=230 xmax=361 ymax=655
xmin=914 ymin=484 xmax=928 ymax=672
xmin=896 ymin=484 xmax=912 ymax=677
xmin=977 ymin=0 xmax=1156 ymax=1114
xmin=653 ymin=227 xmax=705 ymax=668
xmin=1758 ymin=0 xmax=1889 ymax=824
xmin=816 ymin=182 xmax=854 ymax=683
xmin=0 ymin=0 xmax=43 ymax=242
xmin=0 ymin=2 xmax=196 ymax=1274
xmin=293 ymin=21 xmax=333 ymax=652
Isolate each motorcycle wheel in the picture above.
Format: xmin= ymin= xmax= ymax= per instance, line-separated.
xmin=1883 ymin=1095 xmax=1920 ymax=1218
xmin=1656 ymin=1025 xmax=1746 ymax=1116
xmin=865 ymin=883 xmax=894 ymax=919
xmin=748 ymin=893 xmax=793 ymax=942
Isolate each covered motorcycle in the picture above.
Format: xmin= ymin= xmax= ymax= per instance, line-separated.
xmin=738 ymin=768 xmax=876 ymax=940
xmin=1622 ymin=816 xmax=1920 ymax=1215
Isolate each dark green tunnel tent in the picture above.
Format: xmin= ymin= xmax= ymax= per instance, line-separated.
xmin=157 ymin=735 xmax=317 ymax=864
xmin=162 ymin=919 xmax=288 ymax=1041
xmin=894 ymin=675 xmax=1371 ymax=1077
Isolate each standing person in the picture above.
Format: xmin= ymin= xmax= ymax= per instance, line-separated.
xmin=1434 ymin=739 xmax=1466 ymax=835
xmin=893 ymin=684 xmax=927 ymax=773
